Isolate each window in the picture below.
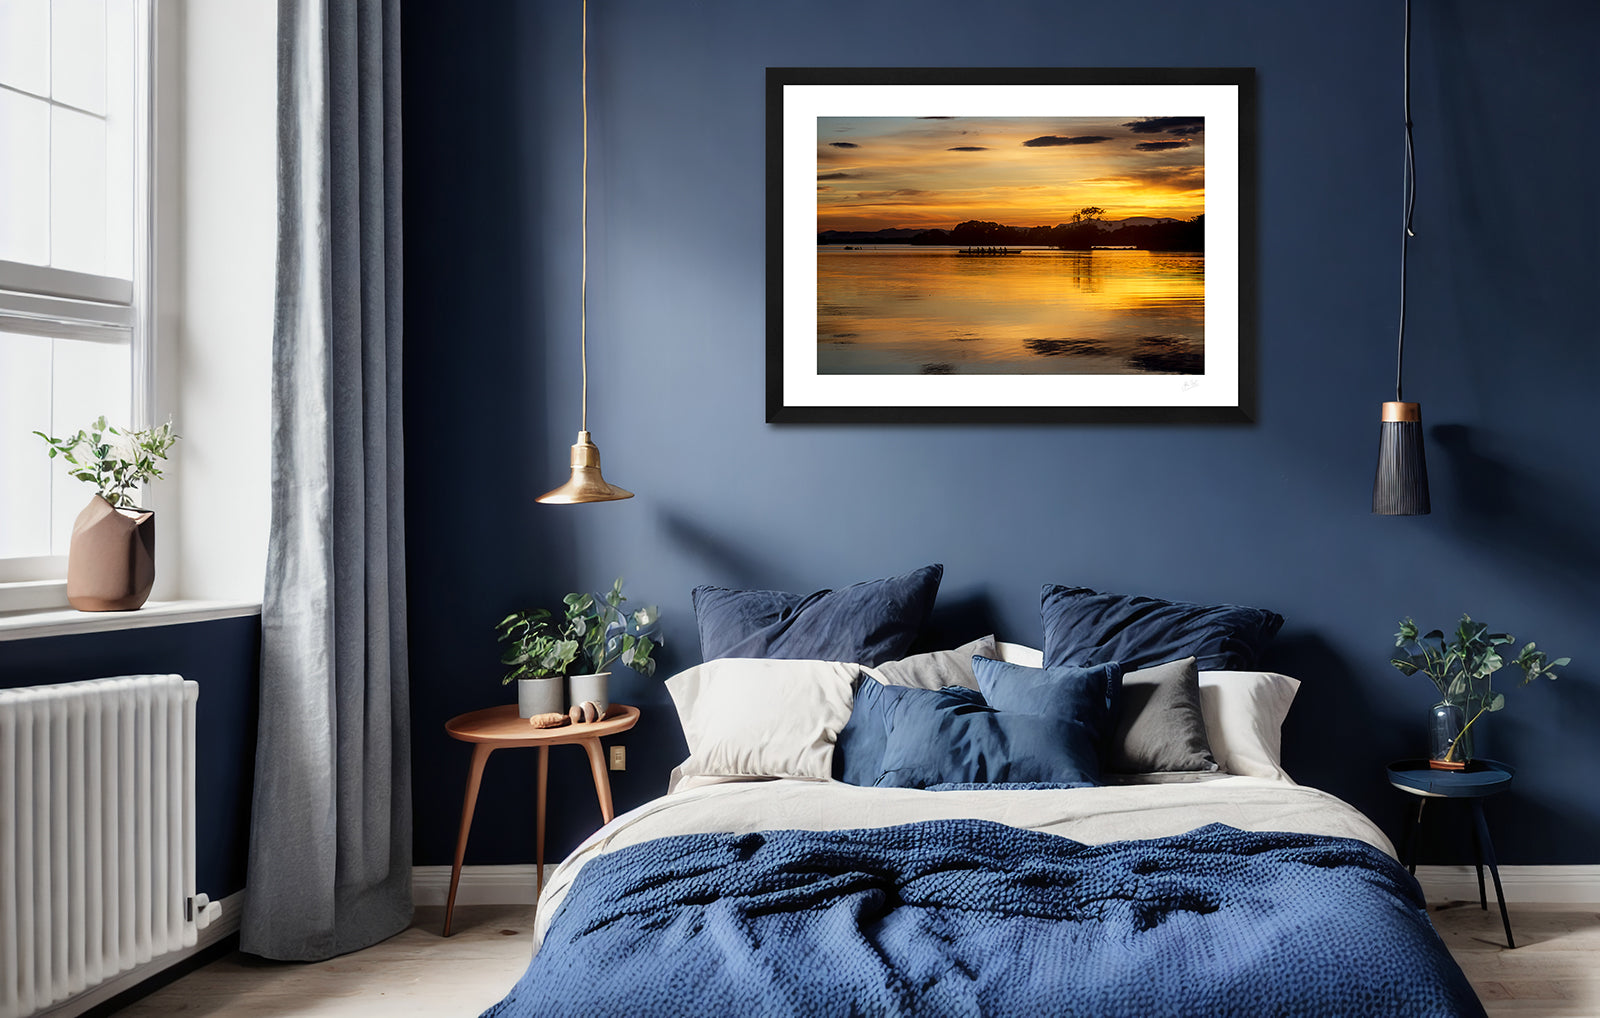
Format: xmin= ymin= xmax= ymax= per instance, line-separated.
xmin=0 ymin=0 xmax=150 ymax=585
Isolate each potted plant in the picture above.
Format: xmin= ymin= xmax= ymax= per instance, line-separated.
xmin=497 ymin=578 xmax=661 ymax=719
xmin=1391 ymin=615 xmax=1569 ymax=769
xmin=36 ymin=416 xmax=178 ymax=612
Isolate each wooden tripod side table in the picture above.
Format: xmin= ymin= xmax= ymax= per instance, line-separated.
xmin=442 ymin=703 xmax=639 ymax=936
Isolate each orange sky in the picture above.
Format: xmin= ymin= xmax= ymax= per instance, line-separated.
xmin=818 ymin=116 xmax=1205 ymax=232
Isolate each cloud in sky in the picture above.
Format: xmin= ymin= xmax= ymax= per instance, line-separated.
xmin=817 ymin=115 xmax=1205 ymax=230
xmin=1123 ymin=116 xmax=1206 ymax=136
xmin=828 ymin=141 xmax=859 ymax=148
xmin=1023 ymin=135 xmax=1113 ymax=147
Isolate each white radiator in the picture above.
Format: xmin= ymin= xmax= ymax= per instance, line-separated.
xmin=0 ymin=674 xmax=211 ymax=1018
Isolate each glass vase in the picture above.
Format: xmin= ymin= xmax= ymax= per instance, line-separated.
xmin=1428 ymin=701 xmax=1469 ymax=770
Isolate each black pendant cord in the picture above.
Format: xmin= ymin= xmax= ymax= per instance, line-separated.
xmin=1396 ymin=0 xmax=1417 ymax=402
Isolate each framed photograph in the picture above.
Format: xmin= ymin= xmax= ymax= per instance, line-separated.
xmin=766 ymin=67 xmax=1255 ymax=424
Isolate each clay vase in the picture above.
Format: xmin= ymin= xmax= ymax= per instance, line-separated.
xmin=66 ymin=494 xmax=155 ymax=611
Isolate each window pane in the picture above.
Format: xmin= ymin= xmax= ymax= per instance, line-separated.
xmin=104 ymin=0 xmax=134 ymax=279
xmin=0 ymin=333 xmax=54 ymax=558
xmin=0 ymin=90 xmax=51 ymax=265
xmin=49 ymin=335 xmax=131 ymax=552
xmin=51 ymin=105 xmax=109 ymax=275
xmin=0 ymin=0 xmax=50 ymax=95
xmin=51 ymin=0 xmax=107 ymax=115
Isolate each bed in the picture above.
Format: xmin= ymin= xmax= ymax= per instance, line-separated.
xmin=482 ymin=574 xmax=1484 ymax=1017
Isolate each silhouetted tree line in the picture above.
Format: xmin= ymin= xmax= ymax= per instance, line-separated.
xmin=903 ymin=214 xmax=1204 ymax=252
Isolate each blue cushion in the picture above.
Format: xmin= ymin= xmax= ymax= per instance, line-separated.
xmin=1040 ymin=583 xmax=1283 ymax=672
xmin=692 ymin=565 xmax=943 ymax=666
xmin=834 ymin=678 xmax=986 ymax=785
xmin=974 ymin=655 xmax=1123 ymax=720
xmin=873 ymin=659 xmax=1118 ymax=789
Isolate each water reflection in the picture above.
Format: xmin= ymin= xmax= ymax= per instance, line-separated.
xmin=817 ymin=247 xmax=1204 ymax=375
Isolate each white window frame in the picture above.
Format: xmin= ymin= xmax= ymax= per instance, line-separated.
xmin=0 ymin=0 xmax=155 ymax=609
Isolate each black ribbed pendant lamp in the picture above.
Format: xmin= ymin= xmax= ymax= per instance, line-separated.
xmin=1372 ymin=0 xmax=1430 ymax=515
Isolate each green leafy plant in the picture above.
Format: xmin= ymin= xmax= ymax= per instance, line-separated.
xmin=36 ymin=416 xmax=178 ymax=509
xmin=496 ymin=578 xmax=661 ymax=685
xmin=1392 ymin=614 xmax=1569 ymax=762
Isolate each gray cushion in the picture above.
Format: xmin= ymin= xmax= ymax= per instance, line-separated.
xmin=871 ymin=636 xmax=997 ymax=690
xmin=1109 ymin=657 xmax=1217 ymax=773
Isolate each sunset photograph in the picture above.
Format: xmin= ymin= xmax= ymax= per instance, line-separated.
xmin=816 ymin=114 xmax=1208 ymax=376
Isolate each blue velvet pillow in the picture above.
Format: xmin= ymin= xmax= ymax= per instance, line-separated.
xmin=692 ymin=565 xmax=943 ymax=666
xmin=1040 ymin=583 xmax=1283 ymax=672
xmin=834 ymin=678 xmax=987 ymax=785
xmin=874 ymin=659 xmax=1117 ymax=789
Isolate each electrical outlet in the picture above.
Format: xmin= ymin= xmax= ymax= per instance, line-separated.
xmin=609 ymin=745 xmax=626 ymax=771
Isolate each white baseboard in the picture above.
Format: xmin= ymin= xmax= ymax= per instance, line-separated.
xmin=1415 ymin=865 xmax=1600 ymax=904
xmin=417 ymin=863 xmax=1600 ymax=909
xmin=39 ymin=890 xmax=245 ymax=1018
xmin=413 ymin=864 xmax=542 ymax=907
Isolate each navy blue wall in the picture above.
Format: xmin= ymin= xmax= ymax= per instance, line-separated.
xmin=0 ymin=618 xmax=261 ymax=896
xmin=402 ymin=0 xmax=1598 ymax=867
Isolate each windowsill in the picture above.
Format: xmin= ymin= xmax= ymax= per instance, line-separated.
xmin=0 ymin=599 xmax=262 ymax=642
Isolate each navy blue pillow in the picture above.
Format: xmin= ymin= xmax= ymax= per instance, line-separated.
xmin=974 ymin=656 xmax=1123 ymax=721
xmin=834 ymin=678 xmax=987 ymax=785
xmin=692 ymin=565 xmax=943 ymax=666
xmin=874 ymin=660 xmax=1115 ymax=789
xmin=1040 ymin=583 xmax=1283 ymax=672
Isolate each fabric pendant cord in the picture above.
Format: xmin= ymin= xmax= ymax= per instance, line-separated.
xmin=1372 ymin=0 xmax=1431 ymax=515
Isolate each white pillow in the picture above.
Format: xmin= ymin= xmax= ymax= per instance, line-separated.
xmin=995 ymin=641 xmax=1044 ymax=667
xmin=1197 ymin=671 xmax=1300 ymax=781
xmin=991 ymin=643 xmax=1299 ymax=781
xmin=666 ymin=658 xmax=859 ymax=785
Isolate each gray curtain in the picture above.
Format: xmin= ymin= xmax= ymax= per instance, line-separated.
xmin=241 ymin=0 xmax=410 ymax=962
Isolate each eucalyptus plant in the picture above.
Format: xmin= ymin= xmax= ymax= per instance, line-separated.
xmin=496 ymin=578 xmax=661 ymax=685
xmin=36 ymin=416 xmax=178 ymax=509
xmin=1391 ymin=614 xmax=1569 ymax=762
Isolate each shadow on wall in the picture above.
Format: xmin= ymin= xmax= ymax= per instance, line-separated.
xmin=1431 ymin=424 xmax=1600 ymax=594
xmin=1269 ymin=632 xmax=1403 ymax=808
xmin=660 ymin=509 xmax=790 ymax=591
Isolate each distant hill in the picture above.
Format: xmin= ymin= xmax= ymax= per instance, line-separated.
xmin=818 ymin=218 xmax=1182 ymax=245
xmin=1095 ymin=216 xmax=1179 ymax=231
xmin=817 ymin=228 xmax=926 ymax=244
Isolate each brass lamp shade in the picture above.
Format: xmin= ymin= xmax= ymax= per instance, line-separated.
xmin=1372 ymin=402 xmax=1430 ymax=515
xmin=537 ymin=431 xmax=633 ymax=504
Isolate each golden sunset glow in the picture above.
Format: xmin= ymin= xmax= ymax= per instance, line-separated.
xmin=818 ymin=116 xmax=1205 ymax=232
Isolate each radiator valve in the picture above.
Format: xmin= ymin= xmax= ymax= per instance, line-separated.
xmin=187 ymin=893 xmax=223 ymax=929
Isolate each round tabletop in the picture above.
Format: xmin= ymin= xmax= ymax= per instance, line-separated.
xmin=1386 ymin=758 xmax=1514 ymax=798
xmin=445 ymin=703 xmax=639 ymax=747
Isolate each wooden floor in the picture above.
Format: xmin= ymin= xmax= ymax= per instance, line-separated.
xmin=112 ymin=901 xmax=1600 ymax=1017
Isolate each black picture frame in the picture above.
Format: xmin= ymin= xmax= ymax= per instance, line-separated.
xmin=766 ymin=66 xmax=1256 ymax=424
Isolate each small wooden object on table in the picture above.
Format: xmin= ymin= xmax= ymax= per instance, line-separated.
xmin=442 ymin=703 xmax=640 ymax=936
xmin=1386 ymin=757 xmax=1517 ymax=948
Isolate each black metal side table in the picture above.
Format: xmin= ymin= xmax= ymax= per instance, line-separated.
xmin=1386 ymin=758 xmax=1516 ymax=948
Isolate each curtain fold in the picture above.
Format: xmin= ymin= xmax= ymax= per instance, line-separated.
xmin=241 ymin=0 xmax=410 ymax=962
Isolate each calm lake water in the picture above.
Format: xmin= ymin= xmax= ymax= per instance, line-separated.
xmin=817 ymin=246 xmax=1204 ymax=375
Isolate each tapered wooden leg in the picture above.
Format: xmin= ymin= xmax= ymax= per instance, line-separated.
xmin=1406 ymin=798 xmax=1427 ymax=875
xmin=1470 ymin=809 xmax=1488 ymax=910
xmin=445 ymin=744 xmax=493 ymax=937
xmin=1472 ymin=800 xmax=1515 ymax=949
xmin=536 ymin=745 xmax=549 ymax=896
xmin=583 ymin=738 xmax=615 ymax=823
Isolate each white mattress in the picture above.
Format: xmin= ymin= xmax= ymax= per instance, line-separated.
xmin=532 ymin=775 xmax=1394 ymax=944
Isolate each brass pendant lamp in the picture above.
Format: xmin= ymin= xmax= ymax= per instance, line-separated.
xmin=1372 ymin=0 xmax=1430 ymax=515
xmin=538 ymin=0 xmax=633 ymax=505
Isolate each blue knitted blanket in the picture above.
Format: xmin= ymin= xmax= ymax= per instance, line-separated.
xmin=484 ymin=819 xmax=1483 ymax=1018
